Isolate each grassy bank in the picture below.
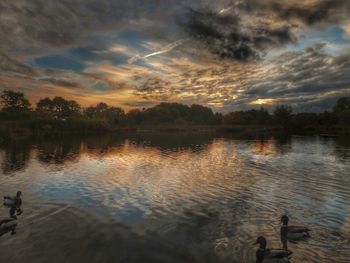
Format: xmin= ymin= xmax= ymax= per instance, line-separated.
xmin=0 ymin=119 xmax=114 ymax=139
xmin=1 ymin=119 xmax=349 ymax=142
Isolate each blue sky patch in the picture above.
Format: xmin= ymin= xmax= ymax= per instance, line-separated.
xmin=89 ymin=82 xmax=110 ymax=92
xmin=32 ymin=54 xmax=85 ymax=71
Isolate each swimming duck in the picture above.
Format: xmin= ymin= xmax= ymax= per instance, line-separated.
xmin=255 ymin=236 xmax=292 ymax=263
xmin=0 ymin=218 xmax=18 ymax=236
xmin=3 ymin=191 xmax=22 ymax=207
xmin=280 ymin=215 xmax=311 ymax=240
xmin=3 ymin=191 xmax=23 ymax=218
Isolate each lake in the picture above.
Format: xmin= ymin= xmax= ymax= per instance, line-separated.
xmin=0 ymin=133 xmax=349 ymax=263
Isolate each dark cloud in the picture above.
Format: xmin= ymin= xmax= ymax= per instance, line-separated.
xmin=129 ymin=43 xmax=350 ymax=112
xmin=181 ymin=0 xmax=350 ymax=61
xmin=241 ymin=0 xmax=350 ymax=26
xmin=1 ymin=0 xmax=348 ymax=61
xmin=0 ymin=52 xmax=36 ymax=75
xmin=0 ymin=0 xmax=184 ymax=49
xmin=241 ymin=45 xmax=350 ymax=111
xmin=37 ymin=77 xmax=80 ymax=88
xmin=124 ymin=101 xmax=158 ymax=108
xmin=181 ymin=8 xmax=297 ymax=61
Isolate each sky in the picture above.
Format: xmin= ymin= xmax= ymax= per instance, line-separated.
xmin=0 ymin=0 xmax=349 ymax=112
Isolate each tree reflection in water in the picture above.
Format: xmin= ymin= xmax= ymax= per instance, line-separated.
xmin=0 ymin=139 xmax=32 ymax=175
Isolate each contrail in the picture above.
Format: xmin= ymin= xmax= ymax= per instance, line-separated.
xmin=128 ymin=39 xmax=185 ymax=64
xmin=218 ymin=1 xmax=243 ymax=15
xmin=219 ymin=6 xmax=233 ymax=14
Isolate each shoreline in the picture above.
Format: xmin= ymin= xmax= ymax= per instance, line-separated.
xmin=1 ymin=120 xmax=349 ymax=141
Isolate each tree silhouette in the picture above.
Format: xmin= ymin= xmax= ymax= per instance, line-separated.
xmin=36 ymin=97 xmax=54 ymax=117
xmin=84 ymin=102 xmax=124 ymax=124
xmin=0 ymin=90 xmax=31 ymax=111
xmin=333 ymin=97 xmax=350 ymax=113
xmin=0 ymin=90 xmax=31 ymax=119
xmin=36 ymin=97 xmax=81 ymax=119
xmin=333 ymin=97 xmax=350 ymax=124
xmin=274 ymin=105 xmax=292 ymax=125
xmin=222 ymin=108 xmax=270 ymax=125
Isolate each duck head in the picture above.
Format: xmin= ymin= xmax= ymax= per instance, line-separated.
xmin=254 ymin=236 xmax=267 ymax=249
xmin=281 ymin=215 xmax=289 ymax=226
xmin=16 ymin=191 xmax=22 ymax=198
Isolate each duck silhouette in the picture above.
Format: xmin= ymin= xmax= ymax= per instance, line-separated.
xmin=3 ymin=191 xmax=23 ymax=218
xmin=0 ymin=218 xmax=18 ymax=236
xmin=280 ymin=215 xmax=311 ymax=239
xmin=255 ymin=236 xmax=292 ymax=263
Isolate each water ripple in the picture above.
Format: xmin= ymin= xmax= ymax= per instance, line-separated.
xmin=0 ymin=135 xmax=349 ymax=262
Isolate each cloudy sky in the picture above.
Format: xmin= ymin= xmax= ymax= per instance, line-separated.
xmin=0 ymin=0 xmax=349 ymax=112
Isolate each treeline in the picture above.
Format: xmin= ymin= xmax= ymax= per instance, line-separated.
xmin=223 ymin=100 xmax=350 ymax=127
xmin=0 ymin=90 xmax=221 ymax=130
xmin=0 ymin=90 xmax=349 ymax=133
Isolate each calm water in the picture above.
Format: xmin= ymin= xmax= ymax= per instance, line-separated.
xmin=0 ymin=133 xmax=349 ymax=263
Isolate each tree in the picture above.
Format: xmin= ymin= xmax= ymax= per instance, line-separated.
xmin=333 ymin=97 xmax=350 ymax=113
xmin=95 ymin=102 xmax=109 ymax=113
xmin=36 ymin=97 xmax=54 ymax=117
xmin=126 ymin=109 xmax=142 ymax=124
xmin=0 ymin=90 xmax=31 ymax=112
xmin=124 ymin=103 xmax=218 ymax=125
xmin=52 ymin=97 xmax=67 ymax=118
xmin=214 ymin=112 xmax=223 ymax=124
xmin=256 ymin=107 xmax=271 ymax=125
xmin=66 ymin=100 xmax=81 ymax=116
xmin=333 ymin=97 xmax=350 ymax=124
xmin=292 ymin=113 xmax=318 ymax=129
xmin=84 ymin=106 xmax=96 ymax=118
xmin=318 ymin=111 xmax=338 ymax=125
xmin=0 ymin=90 xmax=31 ymax=119
xmin=84 ymin=102 xmax=125 ymax=124
xmin=36 ymin=96 xmax=81 ymax=119
xmin=223 ymin=108 xmax=271 ymax=125
xmin=37 ymin=98 xmax=54 ymax=111
xmin=223 ymin=111 xmax=241 ymax=124
xmin=274 ymin=105 xmax=292 ymax=125
xmin=188 ymin=104 xmax=216 ymax=124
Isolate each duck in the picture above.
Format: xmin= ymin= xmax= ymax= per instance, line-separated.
xmin=0 ymin=218 xmax=18 ymax=236
xmin=280 ymin=215 xmax=311 ymax=240
xmin=3 ymin=191 xmax=22 ymax=207
xmin=255 ymin=236 xmax=292 ymax=263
